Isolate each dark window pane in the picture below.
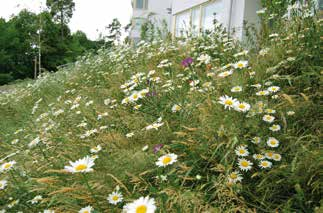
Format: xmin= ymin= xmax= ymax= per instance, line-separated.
xmin=136 ymin=0 xmax=144 ymax=9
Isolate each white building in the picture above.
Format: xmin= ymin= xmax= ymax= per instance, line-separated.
xmin=130 ymin=0 xmax=262 ymax=42
xmin=130 ymin=0 xmax=173 ymax=43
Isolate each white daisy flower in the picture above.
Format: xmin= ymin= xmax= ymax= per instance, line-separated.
xmin=287 ymin=111 xmax=295 ymax=116
xmin=122 ymin=97 xmax=130 ymax=105
xmin=79 ymin=206 xmax=93 ymax=213
xmin=171 ymin=104 xmax=182 ymax=113
xmin=235 ymin=145 xmax=249 ymax=157
xmin=231 ymin=86 xmax=242 ymax=93
xmin=133 ymin=104 xmax=142 ymax=110
xmin=1 ymin=161 xmax=16 ymax=172
xmin=251 ymin=137 xmax=261 ymax=144
xmin=123 ymin=196 xmax=156 ymax=213
xmin=218 ymin=95 xmax=238 ymax=110
xmin=263 ymin=115 xmax=275 ymax=123
xmin=269 ymin=124 xmax=281 ymax=132
xmin=130 ymin=92 xmax=142 ymax=102
xmin=218 ymin=70 xmax=233 ymax=78
xmin=43 ymin=210 xmax=55 ymax=213
xmin=267 ymin=137 xmax=280 ymax=148
xmin=126 ymin=132 xmax=135 ymax=138
xmin=233 ymin=101 xmax=251 ymax=112
xmin=238 ymin=158 xmax=253 ymax=171
xmin=272 ymin=153 xmax=282 ymax=161
xmin=228 ymin=171 xmax=243 ymax=184
xmin=145 ymin=122 xmax=164 ymax=131
xmin=142 ymin=145 xmax=149 ymax=151
xmin=28 ymin=137 xmax=41 ymax=148
xmin=64 ymin=156 xmax=95 ymax=173
xmin=197 ymin=54 xmax=211 ymax=64
xmin=259 ymin=160 xmax=272 ymax=169
xmin=251 ymin=83 xmax=262 ymax=89
xmin=265 ymin=152 xmax=275 ymax=159
xmin=265 ymin=108 xmax=276 ymax=114
xmin=0 ymin=180 xmax=7 ymax=190
xmin=233 ymin=60 xmax=248 ymax=69
xmin=253 ymin=154 xmax=265 ymax=160
xmin=272 ymin=95 xmax=279 ymax=99
xmin=267 ymin=86 xmax=280 ymax=93
xmin=90 ymin=145 xmax=102 ymax=153
xmin=156 ymin=154 xmax=178 ymax=167
xmin=256 ymin=90 xmax=269 ymax=96
xmin=30 ymin=195 xmax=42 ymax=204
xmin=107 ymin=191 xmax=123 ymax=205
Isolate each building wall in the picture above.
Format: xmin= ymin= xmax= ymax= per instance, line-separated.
xmin=172 ymin=0 xmax=209 ymax=14
xmin=229 ymin=0 xmax=245 ymax=39
xmin=130 ymin=0 xmax=262 ymax=41
xmin=242 ymin=0 xmax=261 ymax=40
xmin=171 ymin=0 xmax=261 ymax=40
xmin=131 ymin=0 xmax=172 ymax=40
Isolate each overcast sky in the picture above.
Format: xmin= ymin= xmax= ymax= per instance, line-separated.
xmin=0 ymin=0 xmax=133 ymax=40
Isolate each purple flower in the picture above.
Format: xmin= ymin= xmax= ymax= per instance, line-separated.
xmin=153 ymin=144 xmax=164 ymax=154
xmin=146 ymin=91 xmax=157 ymax=97
xmin=181 ymin=57 xmax=193 ymax=67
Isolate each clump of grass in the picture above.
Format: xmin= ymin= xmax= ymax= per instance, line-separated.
xmin=0 ymin=2 xmax=321 ymax=212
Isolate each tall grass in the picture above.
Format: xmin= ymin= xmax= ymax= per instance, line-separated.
xmin=0 ymin=2 xmax=321 ymax=212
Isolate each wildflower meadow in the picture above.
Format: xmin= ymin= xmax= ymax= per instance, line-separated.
xmin=0 ymin=2 xmax=321 ymax=213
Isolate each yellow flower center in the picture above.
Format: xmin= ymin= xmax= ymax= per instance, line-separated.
xmin=75 ymin=164 xmax=87 ymax=171
xmin=241 ymin=161 xmax=249 ymax=167
xmin=112 ymin=196 xmax=119 ymax=201
xmin=270 ymin=140 xmax=276 ymax=145
xmin=230 ymin=173 xmax=237 ymax=179
xmin=262 ymin=162 xmax=268 ymax=167
xmin=225 ymin=100 xmax=233 ymax=105
xmin=83 ymin=211 xmax=89 ymax=213
xmin=267 ymin=153 xmax=273 ymax=157
xmin=136 ymin=205 xmax=147 ymax=213
xmin=239 ymin=104 xmax=245 ymax=109
xmin=237 ymin=63 xmax=243 ymax=68
xmin=133 ymin=94 xmax=138 ymax=99
xmin=162 ymin=156 xmax=172 ymax=165
xmin=239 ymin=150 xmax=245 ymax=154
xmin=0 ymin=183 xmax=2 ymax=187
xmin=4 ymin=163 xmax=11 ymax=169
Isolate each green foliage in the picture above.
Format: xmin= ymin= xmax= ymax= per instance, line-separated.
xmin=46 ymin=0 xmax=75 ymax=39
xmin=0 ymin=2 xmax=321 ymax=213
xmin=0 ymin=9 xmax=102 ymax=85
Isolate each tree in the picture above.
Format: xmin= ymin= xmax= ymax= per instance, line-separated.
xmin=105 ymin=18 xmax=122 ymax=47
xmin=46 ymin=0 xmax=75 ymax=39
xmin=0 ymin=9 xmax=102 ymax=85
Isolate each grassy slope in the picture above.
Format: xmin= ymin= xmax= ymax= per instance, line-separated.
xmin=0 ymin=12 xmax=321 ymax=213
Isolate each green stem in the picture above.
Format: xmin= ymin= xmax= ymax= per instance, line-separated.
xmin=81 ymin=173 xmax=103 ymax=212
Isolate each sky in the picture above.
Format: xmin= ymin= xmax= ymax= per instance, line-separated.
xmin=0 ymin=0 xmax=133 ymax=40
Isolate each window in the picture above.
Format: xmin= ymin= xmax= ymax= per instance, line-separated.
xmin=174 ymin=0 xmax=225 ymax=37
xmin=175 ymin=11 xmax=190 ymax=37
xmin=202 ymin=1 xmax=224 ymax=31
xmin=192 ymin=8 xmax=200 ymax=35
xmin=135 ymin=0 xmax=148 ymax=9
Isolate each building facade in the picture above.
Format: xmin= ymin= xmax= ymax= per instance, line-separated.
xmin=130 ymin=0 xmax=173 ymax=43
xmin=129 ymin=0 xmax=262 ymax=42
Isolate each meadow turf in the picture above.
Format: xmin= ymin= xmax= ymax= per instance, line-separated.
xmin=0 ymin=4 xmax=321 ymax=213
